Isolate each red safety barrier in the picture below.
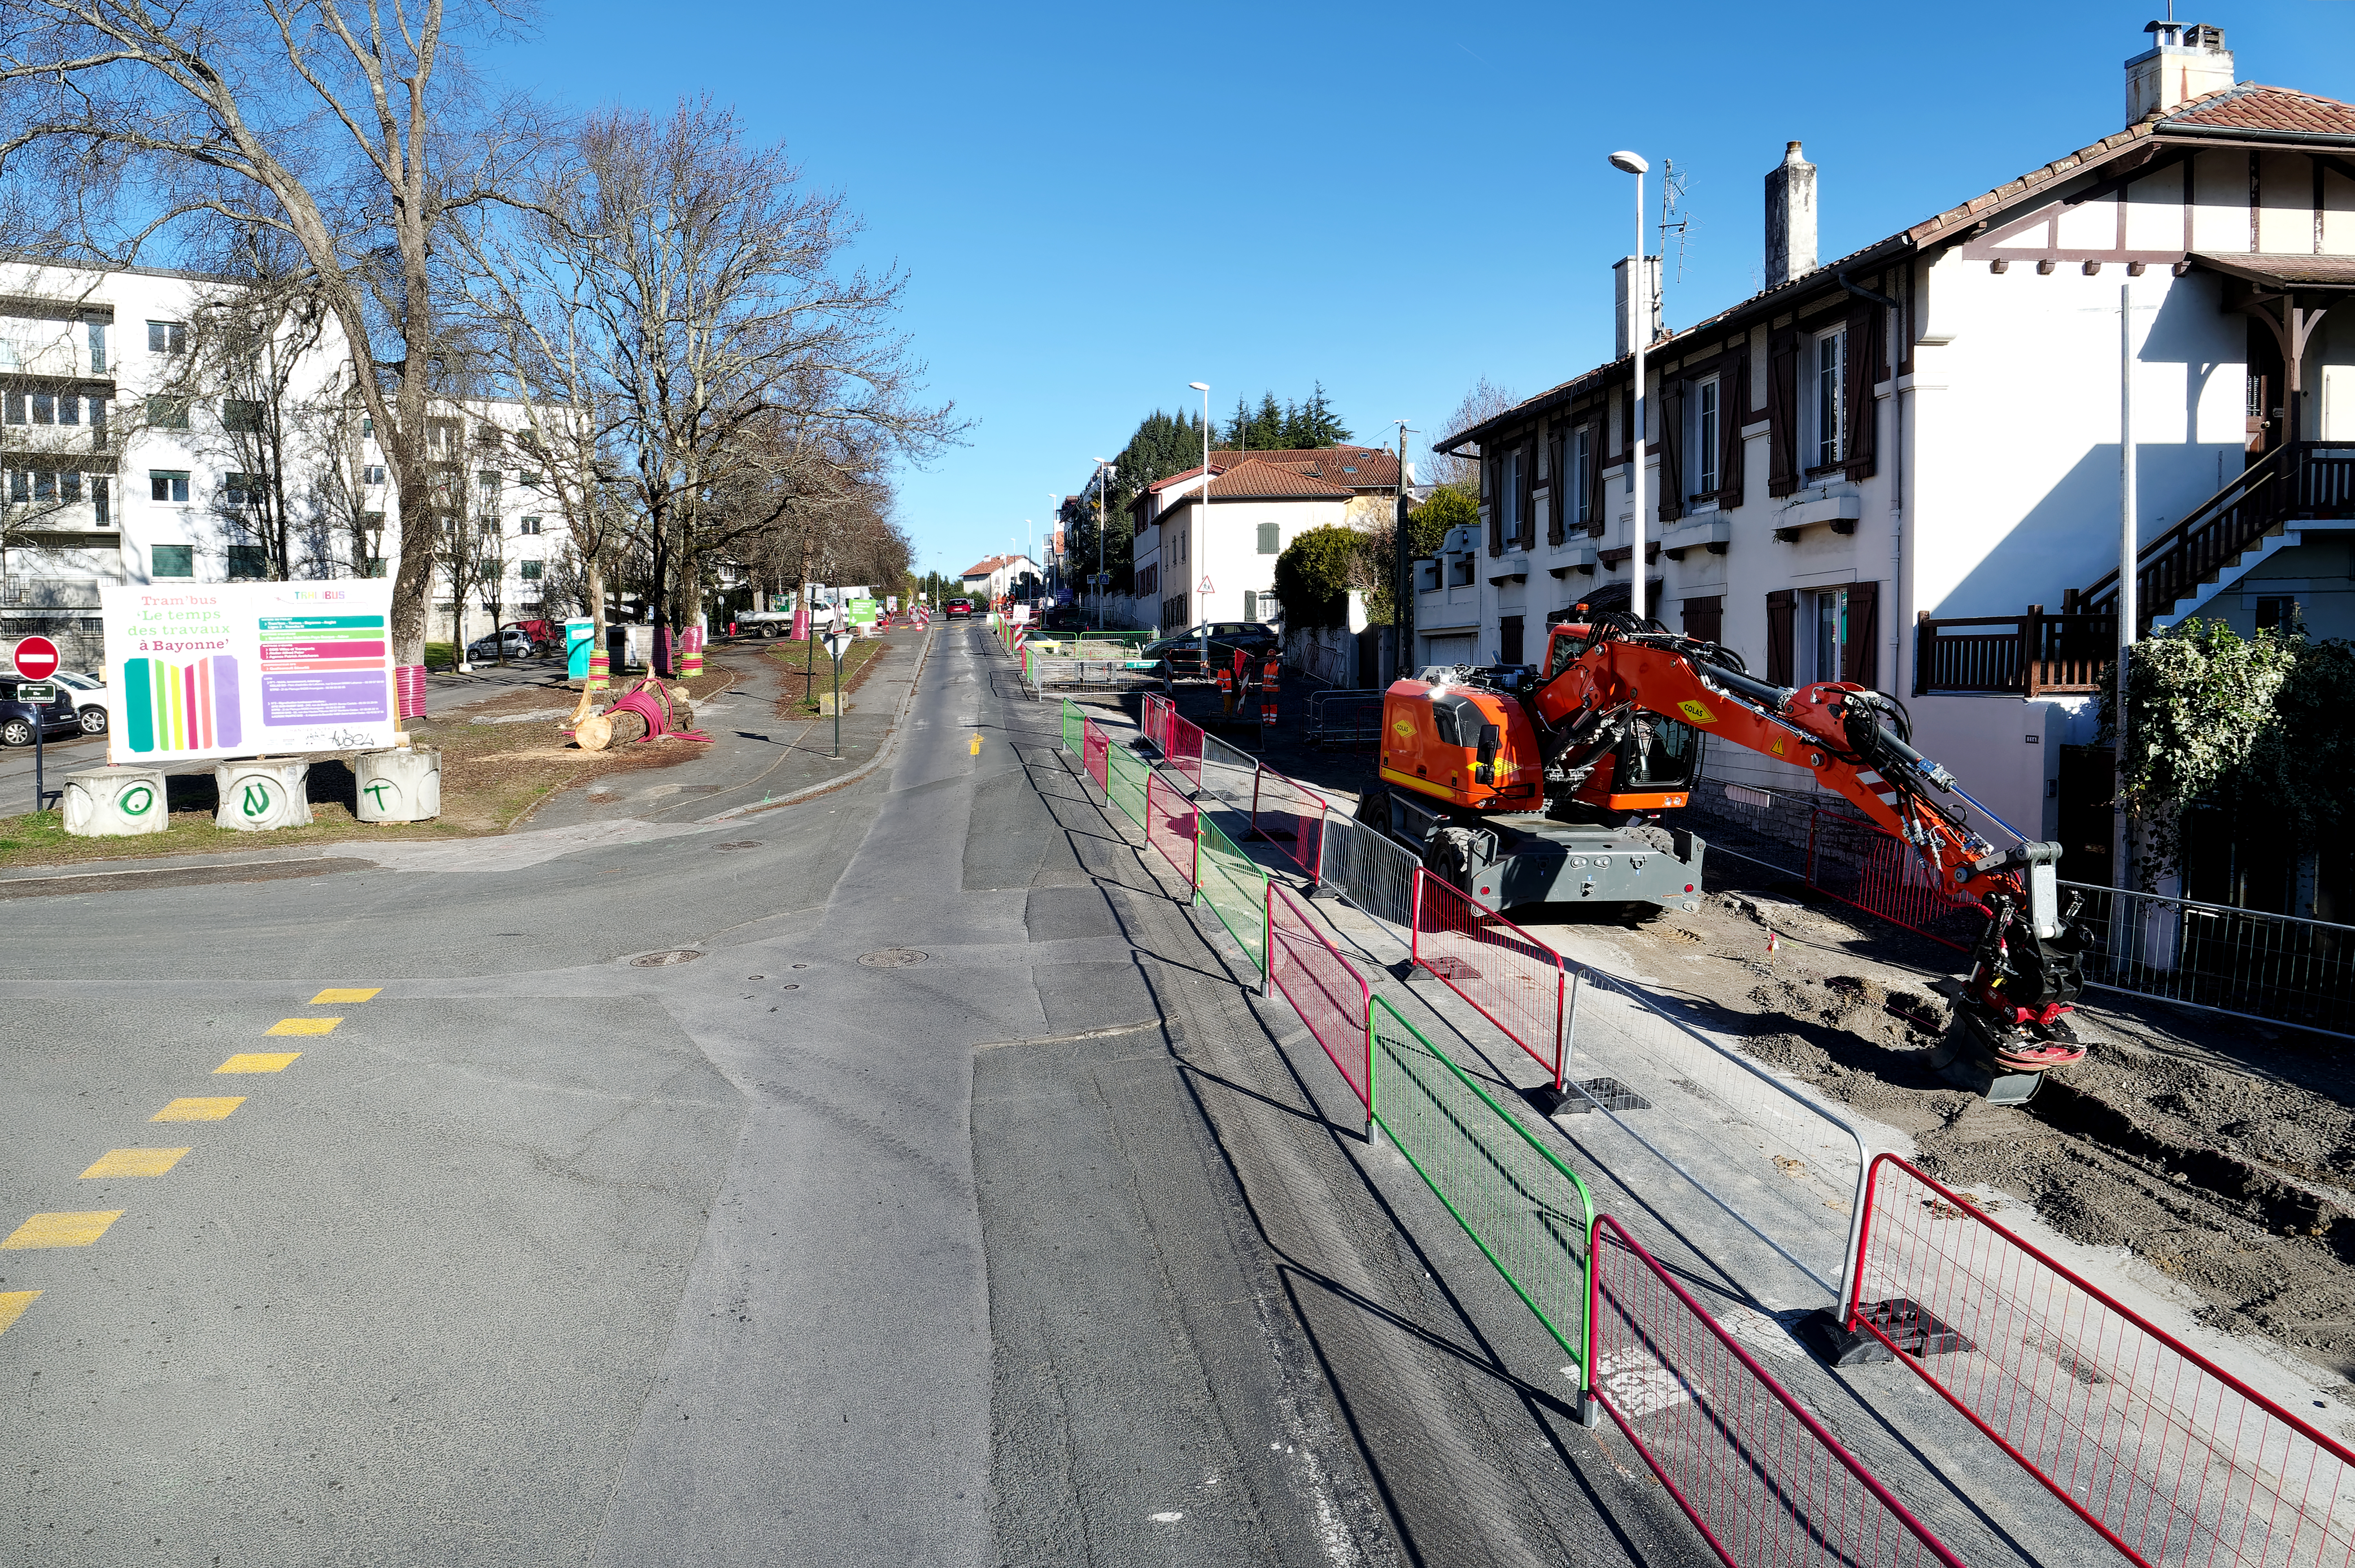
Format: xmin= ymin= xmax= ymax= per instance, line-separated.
xmin=1141 ymin=693 xmax=1172 ymax=752
xmin=1250 ymin=766 xmax=1328 ymax=880
xmin=1163 ymin=712 xmax=1205 ymax=791
xmin=1266 ymin=881 xmax=1372 ymax=1125
xmin=1589 ymin=1215 xmax=1969 ymax=1568
xmin=1847 ymin=1153 xmax=2355 ymax=1568
xmin=1806 ymin=808 xmax=1981 ymax=951
xmin=1411 ymin=867 xmax=1567 ymax=1092
xmin=1144 ymin=766 xmax=1199 ymax=887
xmin=1081 ymin=717 xmax=1110 ymax=794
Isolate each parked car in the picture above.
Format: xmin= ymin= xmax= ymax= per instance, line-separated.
xmin=1141 ymin=622 xmax=1281 ymax=682
xmin=945 ymin=598 xmax=974 ymax=619
xmin=466 ymin=627 xmax=544 ymax=662
xmin=51 ymin=670 xmax=108 ymax=735
xmin=0 ymin=676 xmax=83 ymax=747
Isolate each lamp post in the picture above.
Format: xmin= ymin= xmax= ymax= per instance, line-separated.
xmin=1609 ymin=149 xmax=1650 ymax=624
xmin=1189 ymin=381 xmax=1210 ymax=634
xmin=1094 ymin=457 xmax=1115 ymax=633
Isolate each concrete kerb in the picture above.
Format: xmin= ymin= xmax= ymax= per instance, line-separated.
xmin=697 ymin=626 xmax=936 ymax=824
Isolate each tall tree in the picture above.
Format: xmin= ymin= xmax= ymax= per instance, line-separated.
xmin=1 ymin=0 xmax=533 ymax=662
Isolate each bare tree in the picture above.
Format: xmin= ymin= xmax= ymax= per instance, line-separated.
xmin=1425 ymin=375 xmax=1520 ymax=490
xmin=1 ymin=0 xmax=538 ymax=662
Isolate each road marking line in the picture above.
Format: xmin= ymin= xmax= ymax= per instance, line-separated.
xmin=2 ymin=1211 xmax=124 ymax=1249
xmin=152 ymin=1097 xmax=244 ymax=1122
xmin=0 ymin=1291 xmax=37 ymax=1335
xmin=971 ymin=733 xmax=983 ymax=755
xmin=310 ymin=988 xmax=380 ymax=1004
xmin=265 ymin=1017 xmax=340 ymax=1037
xmin=80 ymin=1148 xmax=191 ymax=1178
xmin=214 ymin=1052 xmax=300 ymax=1074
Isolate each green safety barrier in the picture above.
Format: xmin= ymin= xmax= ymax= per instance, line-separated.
xmin=1369 ymin=995 xmax=1596 ymax=1391
xmin=1106 ymin=744 xmax=1150 ymax=828
xmin=1061 ymin=698 xmax=1083 ymax=753
xmin=1193 ymin=814 xmax=1269 ymax=973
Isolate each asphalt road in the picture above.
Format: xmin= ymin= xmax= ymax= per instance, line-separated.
xmin=0 ymin=623 xmax=1729 ymax=1567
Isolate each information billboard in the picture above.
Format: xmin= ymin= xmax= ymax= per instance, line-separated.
xmin=99 ymin=580 xmax=399 ymax=764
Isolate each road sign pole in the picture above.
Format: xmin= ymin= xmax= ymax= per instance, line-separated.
xmin=33 ymin=718 xmax=42 ymax=815
xmin=833 ymin=654 xmax=842 ymax=758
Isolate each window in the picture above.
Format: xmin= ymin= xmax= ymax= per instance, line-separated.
xmin=1693 ymin=377 xmax=1720 ymax=496
xmin=1810 ymin=329 xmax=1846 ymax=469
xmin=31 ymin=470 xmax=53 ymax=502
xmin=1257 ymin=521 xmax=1279 ymax=554
xmin=92 ymin=476 xmax=108 ymax=526
xmin=59 ymin=472 xmax=80 ymax=503
xmin=223 ymin=399 xmax=263 ymax=434
xmin=87 ymin=320 xmax=105 ymax=374
xmin=518 ymin=471 xmax=544 ymax=490
xmin=224 ymin=472 xmax=266 ymax=506
xmin=2256 ymin=596 xmax=2304 ymax=634
xmin=1806 ymin=587 xmax=1847 ymax=683
xmin=6 ymin=471 xmax=23 ymax=503
xmin=520 ymin=559 xmax=544 ymax=581
xmin=147 ymin=321 xmax=186 ymax=356
xmin=2 ymin=392 xmax=19 ymax=425
xmin=146 ymin=396 xmax=190 ymax=430
xmin=361 ymin=416 xmax=373 ymax=439
xmin=226 ymin=545 xmax=267 ymax=579
xmin=152 ymin=543 xmax=194 ymax=578
xmin=478 ymin=470 xmax=500 ymax=497
xmin=520 ymin=516 xmax=542 ymax=535
xmin=57 ymin=393 xmax=77 ymax=427
xmin=1496 ymin=446 xmax=1524 ymax=547
xmin=150 ymin=470 xmax=190 ymax=503
xmin=87 ymin=397 xmax=104 ymax=436
xmin=364 ymin=465 xmax=386 ymax=487
xmin=1569 ymin=427 xmax=1592 ymax=529
xmin=363 ymin=557 xmax=386 ymax=578
xmin=31 ymin=393 xmax=54 ymax=426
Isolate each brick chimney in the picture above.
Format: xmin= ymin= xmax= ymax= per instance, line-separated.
xmin=2127 ymin=21 xmax=2233 ymax=123
xmin=1765 ymin=141 xmax=1816 ymax=290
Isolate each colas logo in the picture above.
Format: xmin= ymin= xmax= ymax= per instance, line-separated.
xmin=1391 ymin=717 xmax=1416 ymax=741
xmin=1677 ymin=699 xmax=1716 ymax=725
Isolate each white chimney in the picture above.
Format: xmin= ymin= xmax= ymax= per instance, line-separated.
xmin=2127 ymin=21 xmax=2233 ymax=123
xmin=1765 ymin=141 xmax=1816 ymax=290
xmin=1614 ymin=253 xmax=1661 ymax=358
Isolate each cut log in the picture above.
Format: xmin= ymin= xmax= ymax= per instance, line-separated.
xmin=575 ymin=713 xmax=614 ymax=751
xmin=602 ymin=708 xmax=654 ymax=746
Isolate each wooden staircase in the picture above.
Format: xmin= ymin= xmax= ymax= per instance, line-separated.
xmin=2069 ymin=443 xmax=2355 ymax=630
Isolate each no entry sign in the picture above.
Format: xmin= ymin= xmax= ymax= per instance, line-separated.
xmin=11 ymin=635 xmax=58 ymax=680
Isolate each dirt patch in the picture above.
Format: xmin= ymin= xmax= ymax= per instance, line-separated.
xmin=767 ymin=634 xmax=899 ymax=717
xmin=0 ymin=661 xmax=740 ymax=869
xmin=1596 ymin=883 xmax=2355 ymax=1384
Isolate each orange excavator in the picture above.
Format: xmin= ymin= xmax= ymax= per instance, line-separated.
xmin=1360 ymin=609 xmax=2092 ymax=1098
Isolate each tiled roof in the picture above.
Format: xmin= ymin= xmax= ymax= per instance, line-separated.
xmin=2189 ymin=251 xmax=2355 ymax=287
xmin=1440 ymin=78 xmax=2355 ymax=453
xmin=2166 ymin=82 xmax=2355 ymax=135
xmin=1203 ymin=458 xmax=1355 ymax=500
xmin=958 ymin=553 xmax=1031 ymax=578
xmin=1146 ymin=445 xmax=1400 ymax=494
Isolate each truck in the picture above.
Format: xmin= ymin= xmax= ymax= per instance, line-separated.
xmin=1358 ymin=605 xmax=2094 ymax=1092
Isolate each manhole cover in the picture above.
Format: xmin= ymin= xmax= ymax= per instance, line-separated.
xmin=717 ymin=841 xmax=761 ymax=851
xmin=857 ymin=948 xmax=929 ymax=968
xmin=630 ymin=949 xmax=705 ymax=967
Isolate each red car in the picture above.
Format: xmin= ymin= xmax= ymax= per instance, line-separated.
xmin=945 ymin=598 xmax=974 ymax=619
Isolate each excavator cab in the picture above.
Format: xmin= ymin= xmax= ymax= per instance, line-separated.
xmin=1567 ymin=713 xmax=1700 ymax=813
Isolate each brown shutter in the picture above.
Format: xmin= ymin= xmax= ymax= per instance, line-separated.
xmin=1585 ymin=417 xmax=1607 ymax=536
xmin=1842 ymin=580 xmax=1880 ymax=689
xmin=1518 ymin=441 xmax=1537 ymax=549
xmin=1657 ymin=378 xmax=1684 ymax=523
xmin=1485 ymin=453 xmax=1502 ymax=556
xmin=1767 ymin=330 xmax=1800 ymax=497
xmin=1716 ymin=354 xmax=1748 ymax=509
xmin=1545 ymin=428 xmax=1566 ymax=545
xmin=1765 ymin=589 xmax=1796 ymax=685
xmin=1682 ymin=594 xmax=1723 ymax=645
xmin=1842 ymin=304 xmax=1881 ymax=481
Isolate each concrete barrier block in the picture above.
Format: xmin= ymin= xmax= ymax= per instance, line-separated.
xmin=356 ymin=747 xmax=442 ymax=822
xmin=214 ymin=760 xmax=312 ymax=831
xmin=62 ymin=766 xmax=169 ymax=837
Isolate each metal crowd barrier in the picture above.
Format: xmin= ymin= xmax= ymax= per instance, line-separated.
xmin=2062 ymin=880 xmax=2355 ymax=1038
xmin=1268 ymin=881 xmax=1373 ymax=1134
xmin=1410 ymin=866 xmax=1568 ymax=1096
xmin=1304 ymin=689 xmax=1385 ymax=749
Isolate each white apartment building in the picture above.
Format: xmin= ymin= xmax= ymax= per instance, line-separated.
xmin=1428 ymin=21 xmax=2355 ymax=910
xmin=0 ymin=260 xmax=559 ymax=669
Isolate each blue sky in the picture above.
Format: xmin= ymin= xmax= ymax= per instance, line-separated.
xmin=485 ymin=3 xmax=2351 ymax=582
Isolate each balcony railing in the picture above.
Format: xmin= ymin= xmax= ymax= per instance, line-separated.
xmin=1914 ymin=606 xmax=2114 ymax=696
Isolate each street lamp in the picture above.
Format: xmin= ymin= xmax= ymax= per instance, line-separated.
xmin=1094 ymin=457 xmax=1115 ymax=633
xmin=1608 ymin=149 xmax=1650 ymax=624
xmin=1189 ymin=381 xmax=1209 ymax=636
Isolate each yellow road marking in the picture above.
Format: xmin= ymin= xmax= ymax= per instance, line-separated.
xmin=80 ymin=1148 xmax=190 ymax=1179
xmin=970 ymin=732 xmax=983 ymax=755
xmin=152 ymin=1097 xmax=244 ymax=1122
xmin=310 ymin=988 xmax=380 ymax=1004
xmin=215 ymin=1052 xmax=300 ymax=1074
xmin=2 ymin=1211 xmax=123 ymax=1249
xmin=0 ymin=1291 xmax=37 ymax=1335
xmin=265 ymin=1017 xmax=340 ymax=1037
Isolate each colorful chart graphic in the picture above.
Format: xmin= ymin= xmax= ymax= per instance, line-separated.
xmin=124 ymin=655 xmax=243 ymax=754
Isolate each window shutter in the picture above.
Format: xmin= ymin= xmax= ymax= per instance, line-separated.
xmin=1485 ymin=454 xmax=1502 ymax=556
xmin=1841 ymin=580 xmax=1880 ymax=689
xmin=1545 ymin=428 xmax=1566 ymax=545
xmin=1585 ymin=418 xmax=1607 ymax=536
xmin=1767 ymin=330 xmax=1800 ymax=497
xmin=1716 ymin=353 xmax=1748 ymax=509
xmin=1765 ymin=589 xmax=1796 ymax=685
xmin=1682 ymin=594 xmax=1723 ymax=645
xmin=1518 ymin=442 xmax=1537 ymax=549
xmin=1842 ymin=304 xmax=1881 ymax=481
xmin=1657 ymin=379 xmax=1684 ymax=523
